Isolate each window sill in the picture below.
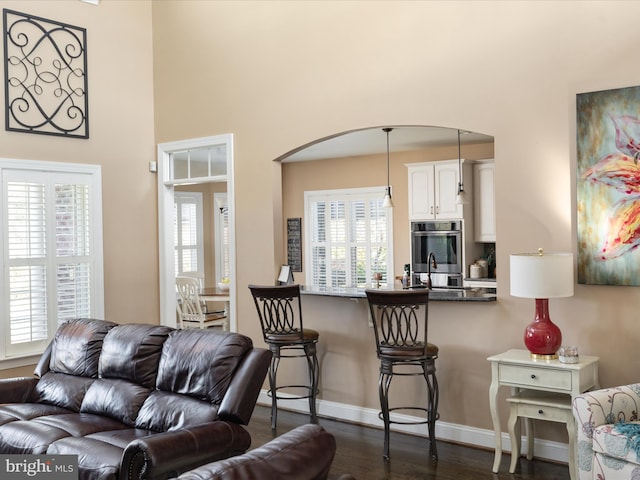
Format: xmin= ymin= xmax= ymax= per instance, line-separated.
xmin=0 ymin=354 xmax=41 ymax=371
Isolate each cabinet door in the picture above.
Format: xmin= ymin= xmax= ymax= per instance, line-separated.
xmin=408 ymin=165 xmax=435 ymax=220
xmin=434 ymin=162 xmax=462 ymax=219
xmin=474 ymin=162 xmax=496 ymax=241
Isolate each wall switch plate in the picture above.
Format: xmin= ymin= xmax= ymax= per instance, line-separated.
xmin=149 ymin=161 xmax=157 ymax=173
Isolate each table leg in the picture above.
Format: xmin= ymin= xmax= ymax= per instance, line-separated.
xmin=507 ymin=408 xmax=521 ymax=473
xmin=566 ymin=413 xmax=577 ymax=480
xmin=489 ymin=364 xmax=502 ymax=473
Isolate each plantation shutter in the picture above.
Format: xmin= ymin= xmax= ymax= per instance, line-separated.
xmin=307 ymin=189 xmax=391 ymax=289
xmin=3 ymin=170 xmax=98 ymax=357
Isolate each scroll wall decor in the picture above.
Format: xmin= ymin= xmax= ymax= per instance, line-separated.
xmin=3 ymin=9 xmax=88 ymax=138
xmin=577 ymin=85 xmax=640 ymax=286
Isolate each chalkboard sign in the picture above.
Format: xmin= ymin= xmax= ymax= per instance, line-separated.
xmin=287 ymin=218 xmax=302 ymax=272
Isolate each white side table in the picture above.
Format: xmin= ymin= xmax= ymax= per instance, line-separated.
xmin=488 ymin=349 xmax=599 ymax=477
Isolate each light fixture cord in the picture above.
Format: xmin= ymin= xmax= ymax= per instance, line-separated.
xmin=458 ymin=129 xmax=464 ymax=194
xmin=386 ymin=129 xmax=390 ymax=188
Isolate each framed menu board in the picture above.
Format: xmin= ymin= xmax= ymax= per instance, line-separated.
xmin=287 ymin=218 xmax=302 ymax=272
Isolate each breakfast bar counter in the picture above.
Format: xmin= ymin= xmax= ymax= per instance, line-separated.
xmin=301 ymin=285 xmax=496 ymax=302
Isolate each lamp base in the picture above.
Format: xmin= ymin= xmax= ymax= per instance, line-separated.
xmin=529 ymin=352 xmax=558 ymax=361
xmin=524 ymin=298 xmax=562 ymax=360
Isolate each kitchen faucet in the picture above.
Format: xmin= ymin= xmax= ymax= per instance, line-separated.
xmin=426 ymin=252 xmax=437 ymax=290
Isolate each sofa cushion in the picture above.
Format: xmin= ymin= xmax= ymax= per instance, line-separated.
xmin=593 ymin=422 xmax=640 ymax=466
xmin=99 ymin=323 xmax=172 ymax=387
xmin=0 ymin=403 xmax=72 ymax=425
xmin=156 ymin=330 xmax=252 ymax=404
xmin=0 ymin=412 xmax=130 ymax=455
xmin=49 ymin=319 xmax=117 ymax=377
xmin=81 ymin=379 xmax=151 ymax=426
xmin=0 ymin=421 xmax=70 ymax=454
xmin=49 ymin=429 xmax=155 ymax=480
xmin=35 ymin=372 xmax=96 ymax=411
xmin=135 ymin=391 xmax=218 ymax=432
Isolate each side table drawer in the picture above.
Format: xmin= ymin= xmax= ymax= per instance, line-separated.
xmin=499 ymin=364 xmax=572 ymax=391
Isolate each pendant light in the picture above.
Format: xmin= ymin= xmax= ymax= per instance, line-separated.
xmin=456 ymin=129 xmax=469 ymax=205
xmin=382 ymin=127 xmax=394 ymax=208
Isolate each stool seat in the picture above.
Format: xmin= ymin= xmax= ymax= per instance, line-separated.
xmin=379 ymin=342 xmax=439 ymax=359
xmin=249 ymin=284 xmax=319 ymax=431
xmin=365 ymin=288 xmax=439 ymax=461
xmin=266 ymin=328 xmax=319 ymax=344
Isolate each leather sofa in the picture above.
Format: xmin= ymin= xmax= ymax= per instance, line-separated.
xmin=177 ymin=424 xmax=355 ymax=480
xmin=0 ymin=318 xmax=271 ymax=480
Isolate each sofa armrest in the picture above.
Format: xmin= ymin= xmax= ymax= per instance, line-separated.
xmin=0 ymin=377 xmax=39 ymax=403
xmin=573 ymin=384 xmax=640 ymax=479
xmin=177 ymin=424 xmax=337 ymax=480
xmin=121 ymin=421 xmax=250 ymax=480
xmin=218 ymin=348 xmax=271 ymax=425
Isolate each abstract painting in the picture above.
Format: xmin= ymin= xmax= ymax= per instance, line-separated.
xmin=577 ymin=85 xmax=640 ymax=285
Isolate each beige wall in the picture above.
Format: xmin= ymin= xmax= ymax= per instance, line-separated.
xmin=152 ymin=0 xmax=640 ymax=444
xmin=0 ymin=0 xmax=156 ymax=376
xmin=3 ymin=0 xmax=639 ymax=448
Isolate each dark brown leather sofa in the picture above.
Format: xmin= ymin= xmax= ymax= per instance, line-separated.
xmin=177 ymin=424 xmax=355 ymax=480
xmin=0 ymin=318 xmax=271 ymax=480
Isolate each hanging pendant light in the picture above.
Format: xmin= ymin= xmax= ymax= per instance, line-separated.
xmin=382 ymin=127 xmax=394 ymax=208
xmin=456 ymin=129 xmax=469 ymax=205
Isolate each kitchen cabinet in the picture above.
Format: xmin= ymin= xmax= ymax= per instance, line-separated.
xmin=407 ymin=160 xmax=465 ymax=220
xmin=473 ymin=160 xmax=495 ymax=242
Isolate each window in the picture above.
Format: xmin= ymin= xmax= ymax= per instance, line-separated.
xmin=0 ymin=159 xmax=103 ymax=361
xmin=305 ymin=187 xmax=393 ymax=289
xmin=174 ymin=192 xmax=204 ymax=276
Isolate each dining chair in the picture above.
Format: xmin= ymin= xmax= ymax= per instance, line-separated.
xmin=248 ymin=284 xmax=319 ymax=431
xmin=179 ymin=271 xmax=219 ymax=314
xmin=365 ymin=288 xmax=439 ymax=460
xmin=176 ymin=276 xmax=228 ymax=330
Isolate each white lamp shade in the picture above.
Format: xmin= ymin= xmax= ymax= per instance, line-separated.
xmin=510 ymin=252 xmax=574 ymax=299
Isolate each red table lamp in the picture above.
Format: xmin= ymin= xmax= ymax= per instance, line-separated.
xmin=509 ymin=249 xmax=574 ymax=360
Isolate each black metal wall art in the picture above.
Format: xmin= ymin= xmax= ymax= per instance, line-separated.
xmin=3 ymin=9 xmax=89 ymax=138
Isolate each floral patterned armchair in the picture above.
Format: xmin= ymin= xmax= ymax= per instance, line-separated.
xmin=573 ymin=384 xmax=640 ymax=479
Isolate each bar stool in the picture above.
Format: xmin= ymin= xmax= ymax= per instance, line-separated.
xmin=365 ymin=288 xmax=439 ymax=460
xmin=249 ymin=284 xmax=319 ymax=431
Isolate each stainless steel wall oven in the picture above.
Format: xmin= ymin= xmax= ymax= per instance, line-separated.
xmin=411 ymin=221 xmax=463 ymax=287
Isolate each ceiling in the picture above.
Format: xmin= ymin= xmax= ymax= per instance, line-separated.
xmin=278 ymin=126 xmax=494 ymax=163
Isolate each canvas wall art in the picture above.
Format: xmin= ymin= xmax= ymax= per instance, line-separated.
xmin=577 ymin=85 xmax=640 ymax=285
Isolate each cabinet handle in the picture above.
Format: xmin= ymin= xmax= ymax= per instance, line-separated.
xmin=436 ymin=206 xmax=439 ymax=214
xmin=531 ymin=374 xmax=536 ymax=379
xmin=538 ymin=409 xmax=544 ymax=415
xmin=430 ymin=206 xmax=434 ymax=214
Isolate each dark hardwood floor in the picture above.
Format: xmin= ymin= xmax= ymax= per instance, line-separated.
xmin=245 ymin=406 xmax=570 ymax=480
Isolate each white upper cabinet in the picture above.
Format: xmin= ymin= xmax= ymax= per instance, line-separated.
xmin=473 ymin=161 xmax=496 ymax=242
xmin=407 ymin=161 xmax=463 ymax=220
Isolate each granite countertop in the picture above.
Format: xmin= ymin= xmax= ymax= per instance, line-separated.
xmin=300 ymin=285 xmax=497 ymax=302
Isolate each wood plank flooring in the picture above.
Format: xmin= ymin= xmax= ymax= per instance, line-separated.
xmin=245 ymin=406 xmax=570 ymax=480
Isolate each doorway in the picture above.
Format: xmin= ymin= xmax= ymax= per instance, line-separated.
xmin=157 ymin=134 xmax=236 ymax=330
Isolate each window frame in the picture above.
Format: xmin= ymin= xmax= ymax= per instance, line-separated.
xmin=304 ymin=186 xmax=394 ymax=289
xmin=213 ymin=192 xmax=230 ymax=282
xmin=0 ymin=158 xmax=104 ymax=368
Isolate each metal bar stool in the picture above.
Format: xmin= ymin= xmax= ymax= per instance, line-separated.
xmin=249 ymin=284 xmax=319 ymax=431
xmin=365 ymin=288 xmax=439 ymax=460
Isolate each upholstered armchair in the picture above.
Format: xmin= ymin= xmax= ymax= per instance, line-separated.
xmin=573 ymin=384 xmax=640 ymax=479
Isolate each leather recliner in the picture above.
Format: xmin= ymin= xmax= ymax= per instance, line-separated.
xmin=177 ymin=423 xmax=356 ymax=480
xmin=0 ymin=318 xmax=271 ymax=480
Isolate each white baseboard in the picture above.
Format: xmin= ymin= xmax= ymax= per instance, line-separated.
xmin=257 ymin=391 xmax=569 ymax=465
